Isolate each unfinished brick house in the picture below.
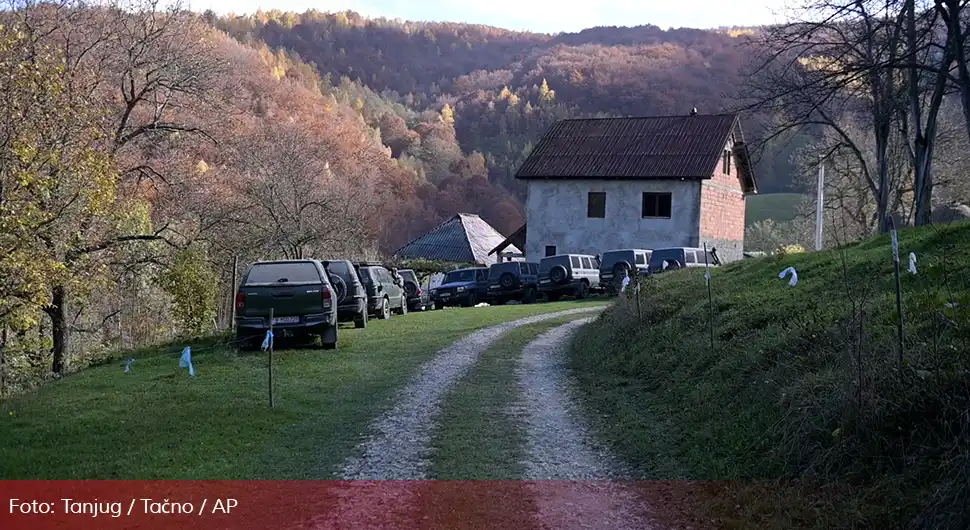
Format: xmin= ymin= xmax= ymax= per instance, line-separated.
xmin=511 ymin=112 xmax=758 ymax=262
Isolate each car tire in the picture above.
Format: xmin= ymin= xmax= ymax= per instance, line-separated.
xmin=523 ymin=287 xmax=536 ymax=304
xmin=354 ymin=308 xmax=368 ymax=329
xmin=378 ymin=297 xmax=391 ymax=319
xmin=398 ymin=296 xmax=408 ymax=315
xmin=321 ymin=340 xmax=337 ymax=350
xmin=331 ymin=275 xmax=348 ymax=303
xmin=550 ymin=265 xmax=568 ymax=284
xmin=465 ymin=292 xmax=478 ymax=307
xmin=499 ymin=272 xmax=516 ymax=288
xmin=577 ymin=281 xmax=590 ymax=299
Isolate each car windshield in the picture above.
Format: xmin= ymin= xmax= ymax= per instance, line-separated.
xmin=246 ymin=262 xmax=320 ymax=285
xmin=443 ymin=270 xmax=476 ymax=283
xmin=400 ymin=270 xmax=417 ymax=282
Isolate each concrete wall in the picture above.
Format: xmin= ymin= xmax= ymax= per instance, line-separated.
xmin=699 ymin=138 xmax=747 ymax=262
xmin=524 ymin=178 xmax=701 ymax=259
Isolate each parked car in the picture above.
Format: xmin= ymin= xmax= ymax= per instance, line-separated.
xmin=599 ymin=249 xmax=652 ymax=294
xmin=648 ymin=247 xmax=721 ymax=274
xmin=430 ymin=267 xmax=490 ymax=308
xmin=398 ymin=268 xmax=430 ymax=311
xmin=322 ymin=259 xmax=369 ymax=328
xmin=234 ymin=259 xmax=339 ymax=350
xmin=538 ymin=254 xmax=601 ymax=301
xmin=487 ymin=261 xmax=539 ymax=304
xmin=354 ymin=262 xmax=408 ymax=319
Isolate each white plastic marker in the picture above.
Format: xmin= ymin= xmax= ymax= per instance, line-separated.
xmin=704 ymin=260 xmax=711 ymax=286
xmin=620 ymin=275 xmax=630 ymax=293
xmin=261 ymin=330 xmax=274 ymax=351
xmin=124 ymin=358 xmax=134 ymax=373
xmin=779 ymin=267 xmax=798 ymax=287
xmin=179 ymin=347 xmax=195 ymax=377
xmin=908 ymin=252 xmax=918 ymax=275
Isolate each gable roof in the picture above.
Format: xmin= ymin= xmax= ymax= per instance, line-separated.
xmin=515 ymin=113 xmax=757 ymax=193
xmin=489 ymin=223 xmax=526 ymax=256
xmin=393 ymin=213 xmax=520 ymax=265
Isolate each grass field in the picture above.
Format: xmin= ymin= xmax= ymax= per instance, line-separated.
xmin=746 ymin=192 xmax=806 ymax=226
xmin=568 ymin=222 xmax=970 ymax=528
xmin=429 ymin=315 xmax=589 ymax=479
xmin=0 ymin=299 xmax=608 ymax=480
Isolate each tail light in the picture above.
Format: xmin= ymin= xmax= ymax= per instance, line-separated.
xmin=235 ymin=291 xmax=245 ymax=312
xmin=322 ymin=288 xmax=332 ymax=308
xmin=417 ymin=288 xmax=422 ymax=295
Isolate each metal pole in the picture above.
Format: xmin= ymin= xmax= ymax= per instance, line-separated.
xmin=230 ymin=256 xmax=239 ymax=331
xmin=815 ymin=163 xmax=825 ymax=251
xmin=268 ymin=308 xmax=275 ymax=409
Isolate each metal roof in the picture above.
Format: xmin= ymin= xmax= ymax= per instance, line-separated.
xmin=515 ymin=113 xmax=757 ymax=192
xmin=393 ymin=213 xmax=521 ymax=265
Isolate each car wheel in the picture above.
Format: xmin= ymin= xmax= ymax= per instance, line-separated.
xmin=321 ymin=340 xmax=337 ymax=350
xmin=499 ymin=272 xmax=516 ymax=288
xmin=399 ymin=296 xmax=408 ymax=315
xmin=550 ymin=265 xmax=567 ymax=284
xmin=466 ymin=292 xmax=478 ymax=307
xmin=354 ymin=308 xmax=368 ymax=329
xmin=379 ymin=297 xmax=391 ymax=319
xmin=577 ymin=281 xmax=590 ymax=299
xmin=523 ymin=287 xmax=536 ymax=304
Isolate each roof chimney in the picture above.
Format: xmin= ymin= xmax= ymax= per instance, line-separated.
xmin=690 ymin=107 xmax=698 ymax=116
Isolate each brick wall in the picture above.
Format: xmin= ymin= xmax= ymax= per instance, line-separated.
xmin=699 ymin=145 xmax=746 ymax=261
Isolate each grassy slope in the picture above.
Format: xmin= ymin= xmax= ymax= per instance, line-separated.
xmin=429 ymin=314 xmax=588 ymax=480
xmin=568 ymin=222 xmax=970 ymax=529
xmin=0 ymin=299 xmax=606 ymax=479
xmin=746 ymin=193 xmax=805 ymax=226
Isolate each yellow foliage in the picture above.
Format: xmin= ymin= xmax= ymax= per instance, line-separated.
xmin=776 ymin=244 xmax=807 ymax=256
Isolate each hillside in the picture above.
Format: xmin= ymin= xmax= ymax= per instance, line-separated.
xmin=212 ymin=10 xmax=807 ymax=203
xmin=569 ymin=222 xmax=970 ymax=528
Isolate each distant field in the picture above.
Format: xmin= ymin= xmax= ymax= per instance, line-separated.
xmin=745 ymin=193 xmax=806 ymax=226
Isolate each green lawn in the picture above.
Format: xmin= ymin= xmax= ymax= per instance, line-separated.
xmin=568 ymin=222 xmax=970 ymax=529
xmin=429 ymin=315 xmax=590 ymax=479
xmin=746 ymin=192 xmax=806 ymax=226
xmin=0 ymin=299 xmax=608 ymax=479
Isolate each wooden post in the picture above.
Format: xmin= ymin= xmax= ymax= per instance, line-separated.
xmin=230 ymin=256 xmax=239 ymax=331
xmin=704 ymin=243 xmax=716 ymax=351
xmin=268 ymin=308 xmax=275 ymax=409
xmin=889 ymin=219 xmax=905 ymax=374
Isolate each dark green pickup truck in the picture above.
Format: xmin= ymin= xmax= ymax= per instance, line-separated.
xmin=234 ymin=259 xmax=339 ymax=350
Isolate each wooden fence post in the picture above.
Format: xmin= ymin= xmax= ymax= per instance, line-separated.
xmin=230 ymin=256 xmax=239 ymax=331
xmin=268 ymin=308 xmax=275 ymax=409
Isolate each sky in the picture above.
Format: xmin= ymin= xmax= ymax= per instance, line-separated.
xmin=190 ymin=0 xmax=793 ymax=34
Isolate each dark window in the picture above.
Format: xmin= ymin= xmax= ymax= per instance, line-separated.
xmin=570 ymin=256 xmax=581 ymax=269
xmin=476 ymin=270 xmax=486 ymax=281
xmin=444 ymin=270 xmax=476 ymax=283
xmin=246 ymin=262 xmax=321 ymax=285
xmin=519 ymin=262 xmax=530 ymax=275
xmin=635 ymin=253 xmax=646 ymax=265
xmin=545 ymin=245 xmax=557 ymax=257
xmin=723 ymin=149 xmax=731 ymax=174
xmin=587 ymin=192 xmax=606 ymax=218
xmin=581 ymin=257 xmax=592 ymax=269
xmin=642 ymin=192 xmax=672 ymax=218
xmin=530 ymin=263 xmax=538 ymax=275
xmin=685 ymin=251 xmax=697 ymax=264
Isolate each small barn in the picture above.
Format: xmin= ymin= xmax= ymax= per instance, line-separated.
xmin=394 ymin=213 xmax=521 ymax=267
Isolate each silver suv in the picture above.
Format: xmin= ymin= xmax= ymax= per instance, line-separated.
xmin=538 ymin=254 xmax=601 ymax=301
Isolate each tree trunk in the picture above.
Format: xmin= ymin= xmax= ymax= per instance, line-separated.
xmin=49 ymin=285 xmax=70 ymax=375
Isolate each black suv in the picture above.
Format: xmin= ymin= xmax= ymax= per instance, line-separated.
xmin=648 ymin=247 xmax=721 ymax=274
xmin=430 ymin=267 xmax=489 ymax=308
xmin=235 ymin=259 xmax=339 ymax=350
xmin=599 ymin=249 xmax=652 ymax=294
xmin=398 ymin=268 xmax=429 ymax=311
xmin=354 ymin=262 xmax=408 ymax=320
xmin=487 ymin=261 xmax=539 ymax=304
xmin=322 ymin=259 xmax=369 ymax=328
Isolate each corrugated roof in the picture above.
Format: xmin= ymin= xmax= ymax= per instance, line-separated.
xmin=393 ymin=213 xmax=520 ymax=265
xmin=515 ymin=114 xmax=756 ymax=192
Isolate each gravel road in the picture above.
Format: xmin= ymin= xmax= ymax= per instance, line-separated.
xmin=516 ymin=318 xmax=662 ymax=530
xmin=339 ymin=305 xmax=605 ymax=480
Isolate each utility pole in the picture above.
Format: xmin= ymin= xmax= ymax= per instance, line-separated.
xmin=815 ymin=162 xmax=825 ymax=251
